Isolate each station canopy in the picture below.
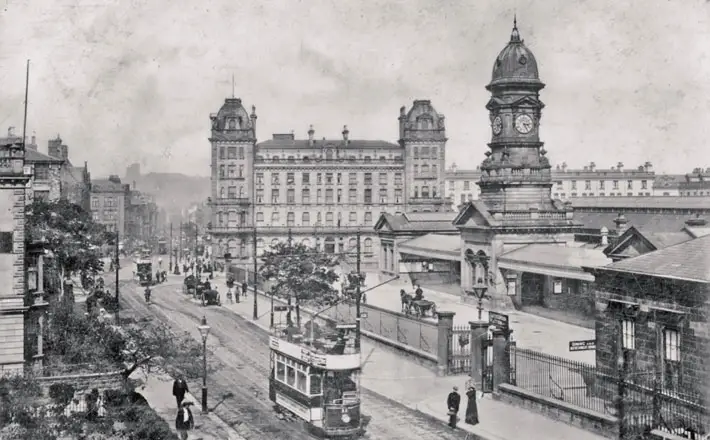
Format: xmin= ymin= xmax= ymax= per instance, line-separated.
xmin=498 ymin=244 xmax=611 ymax=282
xmin=398 ymin=233 xmax=460 ymax=262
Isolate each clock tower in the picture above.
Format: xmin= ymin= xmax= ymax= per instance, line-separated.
xmin=478 ymin=18 xmax=556 ymax=211
xmin=453 ymin=19 xmax=582 ymax=304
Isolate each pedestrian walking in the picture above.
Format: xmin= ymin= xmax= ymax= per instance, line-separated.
xmin=465 ymin=384 xmax=479 ymax=425
xmin=175 ymin=402 xmax=194 ymax=440
xmin=172 ymin=377 xmax=189 ymax=407
xmin=242 ymin=281 xmax=248 ymax=299
xmin=447 ymin=386 xmax=461 ymax=429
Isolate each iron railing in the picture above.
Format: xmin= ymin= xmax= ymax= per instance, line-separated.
xmin=509 ymin=346 xmax=709 ymax=437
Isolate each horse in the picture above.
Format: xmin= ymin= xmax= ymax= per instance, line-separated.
xmin=400 ymin=289 xmax=414 ymax=314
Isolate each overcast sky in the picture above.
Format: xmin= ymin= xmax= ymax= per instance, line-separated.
xmin=1 ymin=0 xmax=708 ymax=177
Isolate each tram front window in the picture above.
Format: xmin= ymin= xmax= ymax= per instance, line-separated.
xmin=323 ymin=370 xmax=359 ymax=403
xmin=310 ymin=372 xmax=323 ymax=395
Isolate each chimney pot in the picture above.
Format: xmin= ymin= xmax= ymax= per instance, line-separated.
xmin=308 ymin=125 xmax=314 ymax=143
xmin=342 ymin=125 xmax=349 ymax=141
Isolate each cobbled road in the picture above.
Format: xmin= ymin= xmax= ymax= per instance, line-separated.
xmin=120 ymin=274 xmax=471 ymax=440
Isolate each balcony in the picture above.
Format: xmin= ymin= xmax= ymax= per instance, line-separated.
xmin=209 ymin=197 xmax=250 ymax=206
xmin=255 ymin=157 xmax=404 ymax=166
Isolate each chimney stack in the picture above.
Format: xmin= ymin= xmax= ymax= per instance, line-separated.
xmin=308 ymin=125 xmax=315 ymax=145
xmin=600 ymin=226 xmax=609 ymax=246
xmin=614 ymin=213 xmax=629 ymax=233
xmin=342 ymin=125 xmax=349 ymax=142
xmin=7 ymin=127 xmax=15 ymax=137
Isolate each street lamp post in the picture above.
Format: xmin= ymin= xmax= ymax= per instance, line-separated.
xmin=114 ymin=228 xmax=120 ymax=325
xmin=252 ymin=227 xmax=258 ymax=320
xmin=468 ymin=278 xmax=488 ymax=321
xmin=197 ymin=316 xmax=211 ymax=414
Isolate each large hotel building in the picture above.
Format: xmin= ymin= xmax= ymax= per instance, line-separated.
xmin=207 ymin=98 xmax=448 ymax=268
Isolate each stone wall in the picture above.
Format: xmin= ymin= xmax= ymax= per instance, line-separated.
xmin=34 ymin=370 xmax=125 ymax=393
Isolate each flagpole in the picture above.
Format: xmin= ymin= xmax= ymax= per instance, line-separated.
xmin=21 ymin=60 xmax=30 ymax=149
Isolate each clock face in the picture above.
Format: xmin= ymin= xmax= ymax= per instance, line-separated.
xmin=492 ymin=116 xmax=503 ymax=135
xmin=514 ymin=114 xmax=534 ymax=134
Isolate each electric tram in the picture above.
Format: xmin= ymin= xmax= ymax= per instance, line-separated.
xmin=268 ymin=318 xmax=362 ymax=438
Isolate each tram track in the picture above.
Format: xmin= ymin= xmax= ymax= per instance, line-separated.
xmin=121 ymin=277 xmax=472 ymax=439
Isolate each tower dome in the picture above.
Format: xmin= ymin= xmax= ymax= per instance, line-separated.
xmin=488 ymin=18 xmax=542 ymax=88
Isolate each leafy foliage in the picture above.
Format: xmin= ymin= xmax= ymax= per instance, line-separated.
xmin=259 ymin=240 xmax=340 ymax=305
xmin=0 ymin=376 xmax=178 ymax=440
xmin=26 ymin=199 xmax=109 ymax=277
xmin=45 ymin=301 xmax=210 ymax=381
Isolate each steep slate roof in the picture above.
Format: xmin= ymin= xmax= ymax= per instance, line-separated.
xmin=374 ymin=211 xmax=458 ymax=233
xmin=500 ymin=244 xmax=612 ymax=269
xmin=25 ymin=148 xmax=63 ymax=163
xmin=600 ymin=234 xmax=710 ymax=283
xmin=398 ymin=233 xmax=460 ymax=255
xmin=257 ymin=138 xmax=400 ymax=150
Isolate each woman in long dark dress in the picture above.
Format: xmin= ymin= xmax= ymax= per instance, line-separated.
xmin=465 ymin=385 xmax=479 ymax=425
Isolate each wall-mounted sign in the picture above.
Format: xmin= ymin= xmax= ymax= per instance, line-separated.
xmin=506 ymin=280 xmax=516 ymax=296
xmin=569 ymin=340 xmax=596 ymax=352
xmin=553 ymin=280 xmax=562 ymax=294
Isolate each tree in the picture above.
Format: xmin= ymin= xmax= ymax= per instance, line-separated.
xmin=259 ymin=238 xmax=340 ymax=327
xmin=45 ymin=301 xmax=212 ymax=381
xmin=26 ymin=199 xmax=109 ymax=296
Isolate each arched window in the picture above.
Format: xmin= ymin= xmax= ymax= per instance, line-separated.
xmin=228 ymin=211 xmax=237 ymax=226
xmin=238 ymin=186 xmax=244 ymax=198
xmin=414 ymin=186 xmax=419 ymax=198
xmin=219 ymin=187 xmax=225 ymax=199
xmin=349 ymin=238 xmax=357 ymax=249
xmin=271 ymin=211 xmax=279 ymax=224
xmin=287 ymin=212 xmax=295 ymax=226
xmin=325 ymin=149 xmax=334 ymax=161
xmin=325 ymin=212 xmax=334 ymax=226
xmin=219 ymin=165 xmax=225 ymax=178
xmin=364 ymin=238 xmax=373 ymax=254
xmin=317 ymin=212 xmax=322 ymax=224
xmin=273 ymin=156 xmax=280 ymax=163
xmin=228 ymin=119 xmax=236 ymax=129
xmin=218 ymin=212 xmax=225 ymax=226
xmin=422 ymin=164 xmax=430 ymax=174
xmin=239 ymin=240 xmax=246 ymax=257
xmin=413 ymin=147 xmax=419 ymax=158
xmin=303 ymin=156 xmax=310 ymax=163
xmin=422 ymin=186 xmax=430 ymax=198
xmin=302 ymin=212 xmax=310 ymax=226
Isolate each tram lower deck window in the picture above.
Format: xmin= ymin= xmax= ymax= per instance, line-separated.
xmin=296 ymin=370 xmax=307 ymax=392
xmin=310 ymin=374 xmax=323 ymax=395
xmin=286 ymin=365 xmax=296 ymax=386
xmin=276 ymin=362 xmax=285 ymax=381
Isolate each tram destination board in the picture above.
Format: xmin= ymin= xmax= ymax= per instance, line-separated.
xmin=569 ymin=340 xmax=596 ymax=352
xmin=488 ymin=311 xmax=509 ymax=331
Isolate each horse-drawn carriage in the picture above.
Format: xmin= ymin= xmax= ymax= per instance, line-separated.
xmin=183 ymin=275 xmax=221 ymax=306
xmin=400 ymin=289 xmax=438 ymax=318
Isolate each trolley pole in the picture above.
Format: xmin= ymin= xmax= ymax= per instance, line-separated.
xmin=253 ymin=226 xmax=258 ymax=320
xmin=355 ymin=230 xmax=361 ymax=350
xmin=115 ymin=229 xmax=120 ymax=325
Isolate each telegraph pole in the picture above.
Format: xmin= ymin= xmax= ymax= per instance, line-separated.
xmin=355 ymin=230 xmax=361 ymax=350
xmin=253 ymin=227 xmax=258 ymax=320
xmin=115 ymin=228 xmax=120 ymax=325
xmin=169 ymin=223 xmax=173 ymax=271
xmin=193 ymin=222 xmax=198 ymax=274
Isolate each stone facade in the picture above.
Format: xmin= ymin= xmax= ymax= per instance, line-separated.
xmin=24 ymin=141 xmax=63 ymax=204
xmin=208 ymin=98 xmax=449 ymax=270
xmin=90 ymin=176 xmax=130 ymax=236
xmin=0 ymin=140 xmax=30 ymax=375
xmin=591 ymin=269 xmax=710 ymax=401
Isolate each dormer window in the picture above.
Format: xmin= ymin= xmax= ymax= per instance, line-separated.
xmin=228 ymin=119 xmax=237 ymax=129
xmin=272 ymin=156 xmax=280 ymax=163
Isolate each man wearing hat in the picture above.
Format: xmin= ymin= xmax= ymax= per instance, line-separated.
xmin=446 ymin=386 xmax=461 ymax=428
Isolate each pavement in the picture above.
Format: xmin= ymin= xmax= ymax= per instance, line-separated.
xmin=359 ymin=271 xmax=596 ymax=364
xmin=133 ymin=369 xmax=246 ymax=440
xmin=213 ymin=281 xmax=607 ymax=440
